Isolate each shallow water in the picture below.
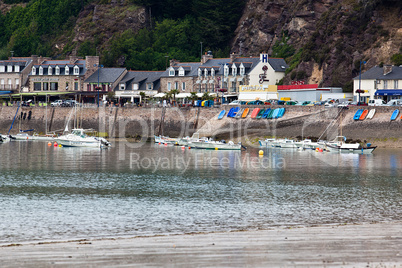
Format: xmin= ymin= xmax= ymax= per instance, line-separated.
xmin=0 ymin=141 xmax=401 ymax=244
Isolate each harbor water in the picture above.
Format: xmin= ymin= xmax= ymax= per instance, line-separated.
xmin=0 ymin=141 xmax=401 ymax=244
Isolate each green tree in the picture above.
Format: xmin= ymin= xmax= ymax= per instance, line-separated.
xmin=391 ymin=54 xmax=402 ymax=66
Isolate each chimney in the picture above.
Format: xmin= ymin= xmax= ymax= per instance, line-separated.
xmin=69 ymin=55 xmax=79 ymax=64
xmin=31 ymin=55 xmax=39 ymax=65
xmin=170 ymin=59 xmax=180 ymax=67
xmin=201 ymin=51 xmax=213 ymax=64
xmin=230 ymin=52 xmax=239 ymax=63
xmin=84 ymin=56 xmax=100 ymax=79
xmin=383 ymin=65 xmax=392 ymax=75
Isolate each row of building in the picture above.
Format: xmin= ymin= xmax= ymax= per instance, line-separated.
xmin=0 ymin=52 xmax=401 ymax=104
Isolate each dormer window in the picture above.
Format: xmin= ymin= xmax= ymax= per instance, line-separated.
xmin=224 ymin=65 xmax=229 ymax=77
xmin=239 ymin=63 xmax=245 ymax=76
xmin=232 ymin=63 xmax=237 ymax=76
xmin=204 ymin=68 xmax=208 ymax=77
xmin=147 ymin=83 xmax=153 ymax=90
xmin=7 ymin=65 xmax=12 ymax=72
xmin=211 ymin=68 xmax=215 ymax=77
xmin=178 ymin=67 xmax=184 ymax=76
xmin=14 ymin=65 xmax=20 ymax=72
xmin=120 ymin=83 xmax=125 ymax=90
xmin=198 ymin=68 xmax=202 ymax=77
xmin=55 ymin=66 xmax=60 ymax=75
xmin=32 ymin=66 xmax=36 ymax=75
xmin=169 ymin=67 xmax=175 ymax=76
xmin=73 ymin=65 xmax=79 ymax=75
xmin=39 ymin=66 xmax=43 ymax=75
xmin=0 ymin=66 xmax=4 ymax=72
xmin=48 ymin=66 xmax=52 ymax=75
xmin=65 ymin=65 xmax=69 ymax=75
xmin=133 ymin=83 xmax=139 ymax=90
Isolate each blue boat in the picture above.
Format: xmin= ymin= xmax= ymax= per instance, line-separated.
xmin=218 ymin=110 xmax=226 ymax=120
xmin=231 ymin=107 xmax=240 ymax=118
xmin=353 ymin=109 xmax=363 ymax=121
xmin=227 ymin=108 xmax=235 ymax=117
xmin=390 ymin=109 xmax=399 ymax=121
xmin=272 ymin=108 xmax=280 ymax=119
xmin=278 ymin=108 xmax=286 ymax=118
xmin=261 ymin=108 xmax=271 ymax=119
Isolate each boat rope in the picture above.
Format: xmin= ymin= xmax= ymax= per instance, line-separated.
xmin=317 ymin=107 xmax=345 ymax=141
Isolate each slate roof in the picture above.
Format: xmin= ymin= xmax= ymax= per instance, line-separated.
xmin=85 ymin=68 xmax=126 ymax=83
xmin=119 ymin=71 xmax=163 ymax=91
xmin=353 ymin=66 xmax=402 ymax=80
xmin=0 ymin=59 xmax=31 ymax=71
xmin=267 ymin=58 xmax=289 ymax=72
xmin=31 ymin=64 xmax=86 ymax=76
xmin=161 ymin=62 xmax=201 ymax=77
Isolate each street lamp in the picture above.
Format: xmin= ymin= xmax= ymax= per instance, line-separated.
xmin=358 ymin=60 xmax=366 ymax=105
xmin=94 ymin=64 xmax=103 ymax=107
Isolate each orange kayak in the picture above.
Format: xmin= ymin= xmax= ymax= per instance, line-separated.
xmin=241 ymin=108 xmax=250 ymax=118
xmin=250 ymin=108 xmax=260 ymax=119
xmin=359 ymin=109 xmax=368 ymax=120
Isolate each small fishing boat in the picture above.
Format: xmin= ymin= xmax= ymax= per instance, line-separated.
xmin=217 ymin=110 xmax=226 ymax=119
xmin=266 ymin=109 xmax=275 ymax=119
xmin=241 ymin=108 xmax=250 ymax=118
xmin=390 ymin=109 xmax=399 ymax=121
xmin=250 ymin=108 xmax=260 ymax=119
xmin=324 ymin=136 xmax=376 ymax=154
xmin=256 ymin=109 xmax=265 ymax=119
xmin=190 ymin=139 xmax=243 ymax=150
xmin=279 ymin=139 xmax=297 ymax=148
xmin=294 ymin=139 xmax=318 ymax=150
xmin=353 ymin=109 xmax=363 ymax=121
xmin=56 ymin=129 xmax=111 ymax=148
xmin=261 ymin=108 xmax=271 ymax=119
xmin=154 ymin=135 xmax=178 ymax=145
xmin=366 ymin=109 xmax=376 ymax=119
xmin=10 ymin=131 xmax=34 ymax=140
xmin=0 ymin=134 xmax=10 ymax=143
xmin=259 ymin=138 xmax=275 ymax=147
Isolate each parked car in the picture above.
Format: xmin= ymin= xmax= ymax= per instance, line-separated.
xmin=368 ymin=99 xmax=386 ymax=106
xmin=21 ymin=100 xmax=34 ymax=107
xmin=385 ymin=99 xmax=402 ymax=106
xmin=51 ymin=100 xmax=64 ymax=107
xmin=229 ymin=100 xmax=247 ymax=105
xmin=63 ymin=100 xmax=78 ymax=107
xmin=277 ymin=100 xmax=286 ymax=105
xmin=247 ymin=100 xmax=264 ymax=105
xmin=338 ymin=101 xmax=352 ymax=108
xmin=348 ymin=101 xmax=368 ymax=106
xmin=286 ymin=101 xmax=298 ymax=105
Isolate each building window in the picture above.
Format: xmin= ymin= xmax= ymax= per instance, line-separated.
xmin=55 ymin=66 xmax=60 ymax=75
xmin=39 ymin=66 xmax=43 ymax=75
xmin=182 ymin=82 xmax=186 ymax=91
xmin=394 ymin=80 xmax=398 ymax=89
xmin=48 ymin=66 xmax=52 ymax=75
xmin=224 ymin=65 xmax=229 ymax=77
xmin=178 ymin=67 xmax=184 ymax=76
xmin=169 ymin=67 xmax=175 ymax=76
xmin=15 ymin=78 xmax=19 ymax=86
xmin=8 ymin=79 xmax=12 ymax=89
xmin=211 ymin=69 xmax=215 ymax=77
xmin=65 ymin=65 xmax=69 ymax=75
xmin=147 ymin=83 xmax=153 ymax=90
xmin=0 ymin=66 xmax=4 ymax=72
xmin=73 ymin=66 xmax=79 ymax=75
xmin=15 ymin=65 xmax=20 ymax=72
xmin=384 ymin=80 xmax=388 ymax=89
xmin=204 ymin=68 xmax=208 ymax=77
xmin=174 ymin=82 xmax=178 ymax=89
xmin=232 ymin=64 xmax=237 ymax=76
xmin=7 ymin=65 xmax=12 ymax=72
xmin=43 ymin=82 xmax=49 ymax=91
xmin=65 ymin=82 xmax=69 ymax=90
xmin=32 ymin=67 xmax=36 ymax=75
xmin=120 ymin=83 xmax=125 ymax=90
xmin=50 ymin=82 xmax=58 ymax=91
xmin=133 ymin=83 xmax=139 ymax=90
xmin=198 ymin=68 xmax=202 ymax=77
xmin=240 ymin=64 xmax=245 ymax=76
xmin=167 ymin=82 xmax=171 ymax=91
xmin=34 ymin=82 xmax=41 ymax=91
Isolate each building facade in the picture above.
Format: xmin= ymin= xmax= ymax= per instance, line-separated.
xmin=0 ymin=56 xmax=35 ymax=93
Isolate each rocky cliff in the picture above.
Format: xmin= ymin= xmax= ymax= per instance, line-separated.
xmin=232 ymin=0 xmax=402 ymax=89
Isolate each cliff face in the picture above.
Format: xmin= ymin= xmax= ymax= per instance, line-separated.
xmin=232 ymin=0 xmax=402 ymax=88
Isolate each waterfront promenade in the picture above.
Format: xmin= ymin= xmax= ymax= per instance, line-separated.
xmin=1 ymin=222 xmax=401 ymax=267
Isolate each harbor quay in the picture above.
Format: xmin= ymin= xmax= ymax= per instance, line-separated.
xmin=1 ymin=105 xmax=402 ymax=148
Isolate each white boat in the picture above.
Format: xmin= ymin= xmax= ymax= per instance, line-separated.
xmin=154 ymin=135 xmax=178 ymax=145
xmin=0 ymin=134 xmax=10 ymax=143
xmin=31 ymin=133 xmax=57 ymax=141
xmin=259 ymin=138 xmax=276 ymax=147
xmin=56 ymin=129 xmax=111 ymax=148
xmin=294 ymin=139 xmax=318 ymax=149
xmin=279 ymin=139 xmax=297 ymax=148
xmin=10 ymin=132 xmax=34 ymax=140
xmin=190 ymin=139 xmax=242 ymax=150
xmin=324 ymin=136 xmax=376 ymax=154
xmin=366 ymin=109 xmax=376 ymax=119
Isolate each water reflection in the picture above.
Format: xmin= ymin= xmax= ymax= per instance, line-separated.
xmin=0 ymin=141 xmax=401 ymax=244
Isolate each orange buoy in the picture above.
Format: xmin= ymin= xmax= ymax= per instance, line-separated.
xmin=47 ymin=142 xmax=52 ymax=146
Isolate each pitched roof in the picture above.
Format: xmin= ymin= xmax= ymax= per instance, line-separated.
xmin=353 ymin=66 xmax=402 ymax=80
xmin=267 ymin=58 xmax=289 ymax=72
xmin=119 ymin=71 xmax=163 ymax=91
xmin=85 ymin=68 xmax=126 ymax=83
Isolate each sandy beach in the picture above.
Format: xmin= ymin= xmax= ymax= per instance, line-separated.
xmin=1 ymin=222 xmax=401 ymax=267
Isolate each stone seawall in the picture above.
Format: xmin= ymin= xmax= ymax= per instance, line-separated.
xmin=0 ymin=105 xmax=401 ymax=147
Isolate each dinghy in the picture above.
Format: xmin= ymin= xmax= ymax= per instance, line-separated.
xmin=217 ymin=110 xmax=226 ymax=119
xmin=390 ymin=109 xmax=399 ymax=121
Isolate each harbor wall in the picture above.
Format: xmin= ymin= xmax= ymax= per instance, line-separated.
xmin=0 ymin=105 xmax=401 ymax=147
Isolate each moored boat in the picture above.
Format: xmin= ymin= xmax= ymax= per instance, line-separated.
xmin=56 ymin=129 xmax=111 ymax=148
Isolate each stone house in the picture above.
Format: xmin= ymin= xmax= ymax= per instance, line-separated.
xmin=116 ymin=70 xmax=163 ymax=103
xmin=0 ymin=56 xmax=35 ymax=93
xmin=353 ymin=65 xmax=402 ymax=103
xmin=159 ymin=61 xmax=201 ymax=94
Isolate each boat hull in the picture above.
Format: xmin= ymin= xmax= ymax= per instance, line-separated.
xmin=190 ymin=141 xmax=242 ymax=150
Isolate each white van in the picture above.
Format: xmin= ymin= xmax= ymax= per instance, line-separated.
xmin=368 ymin=99 xmax=385 ymax=106
xmin=385 ymin=99 xmax=402 ymax=106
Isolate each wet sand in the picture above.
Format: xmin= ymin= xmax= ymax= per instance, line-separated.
xmin=1 ymin=222 xmax=401 ymax=267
